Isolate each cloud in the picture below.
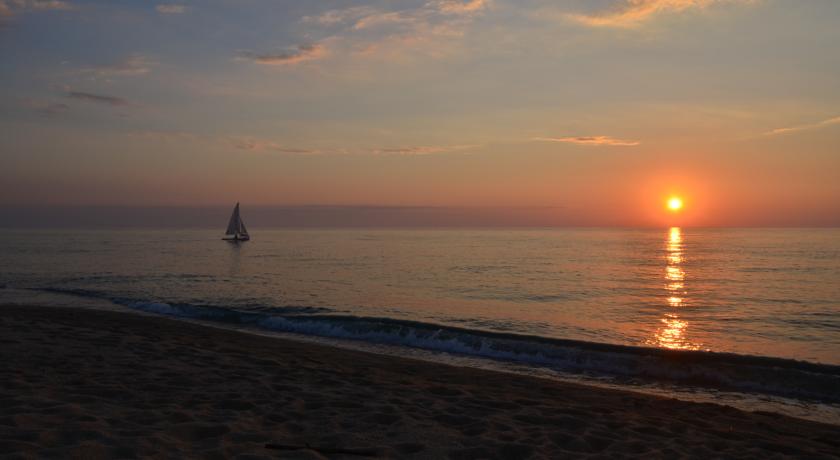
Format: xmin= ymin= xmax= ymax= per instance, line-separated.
xmin=534 ymin=136 xmax=640 ymax=147
xmin=373 ymin=144 xmax=479 ymax=155
xmin=232 ymin=137 xmax=479 ymax=156
xmin=23 ymin=99 xmax=70 ymax=117
xmin=0 ymin=0 xmax=72 ymax=17
xmin=302 ymin=6 xmax=377 ymax=25
xmin=65 ymin=91 xmax=129 ymax=107
xmin=232 ymin=138 xmax=320 ymax=155
xmin=238 ymin=43 xmax=327 ymax=66
xmin=79 ymin=55 xmax=154 ymax=79
xmin=306 ymin=1 xmax=489 ymax=30
xmin=156 ymin=4 xmax=186 ymax=14
xmin=353 ymin=11 xmax=416 ymax=30
xmin=347 ymin=2 xmax=488 ymax=31
xmin=129 ymin=130 xmax=201 ymax=142
xmin=568 ymin=0 xmax=751 ymax=28
xmin=433 ymin=0 xmax=491 ymax=15
xmin=38 ymin=102 xmax=70 ymax=116
xmin=765 ymin=116 xmax=840 ymax=136
xmin=5 ymin=0 xmax=71 ymax=11
xmin=298 ymin=1 xmax=488 ymax=62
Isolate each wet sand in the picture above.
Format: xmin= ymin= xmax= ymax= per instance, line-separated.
xmin=1 ymin=305 xmax=838 ymax=459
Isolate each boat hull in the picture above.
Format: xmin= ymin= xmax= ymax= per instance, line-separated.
xmin=222 ymin=235 xmax=250 ymax=242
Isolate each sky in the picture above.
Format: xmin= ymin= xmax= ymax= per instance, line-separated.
xmin=1 ymin=0 xmax=839 ymax=227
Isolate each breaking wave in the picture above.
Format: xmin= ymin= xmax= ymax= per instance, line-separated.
xmin=33 ymin=288 xmax=840 ymax=403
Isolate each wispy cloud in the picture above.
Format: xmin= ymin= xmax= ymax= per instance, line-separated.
xmin=765 ymin=116 xmax=840 ymax=136
xmin=373 ymin=144 xmax=479 ymax=155
xmin=568 ymin=0 xmax=752 ymax=28
xmin=302 ymin=6 xmax=377 ymax=25
xmin=23 ymin=99 xmax=70 ymax=117
xmin=232 ymin=137 xmax=479 ymax=156
xmin=1 ymin=0 xmax=72 ymax=17
xmin=309 ymin=0 xmax=490 ymax=28
xmin=156 ymin=4 xmax=186 ymax=14
xmin=238 ymin=43 xmax=328 ymax=66
xmin=2 ymin=0 xmax=72 ymax=12
xmin=130 ymin=130 xmax=200 ymax=142
xmin=433 ymin=0 xmax=491 ymax=15
xmin=353 ymin=11 xmax=416 ymax=31
xmin=65 ymin=91 xmax=128 ymax=107
xmin=79 ymin=55 xmax=154 ymax=79
xmin=38 ymin=102 xmax=70 ymax=117
xmin=232 ymin=138 xmax=320 ymax=155
xmin=298 ymin=1 xmax=490 ymax=62
xmin=534 ymin=136 xmax=640 ymax=147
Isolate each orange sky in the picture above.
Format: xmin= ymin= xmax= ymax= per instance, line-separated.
xmin=1 ymin=0 xmax=838 ymax=226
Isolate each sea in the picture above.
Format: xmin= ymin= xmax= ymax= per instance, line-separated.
xmin=1 ymin=227 xmax=839 ymax=424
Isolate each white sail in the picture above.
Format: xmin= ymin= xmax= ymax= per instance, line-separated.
xmin=223 ymin=203 xmax=250 ymax=240
xmin=225 ymin=203 xmax=240 ymax=236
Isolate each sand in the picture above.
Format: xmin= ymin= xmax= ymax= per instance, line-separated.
xmin=1 ymin=306 xmax=838 ymax=459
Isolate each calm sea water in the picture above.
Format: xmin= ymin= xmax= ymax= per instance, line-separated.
xmin=2 ymin=228 xmax=839 ymax=420
xmin=2 ymin=228 xmax=838 ymax=361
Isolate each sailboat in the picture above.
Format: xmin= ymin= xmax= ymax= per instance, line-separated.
xmin=222 ymin=202 xmax=250 ymax=241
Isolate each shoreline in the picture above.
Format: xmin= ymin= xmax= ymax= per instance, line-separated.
xmin=2 ymin=305 xmax=839 ymax=458
xmin=14 ymin=287 xmax=840 ymax=405
xmin=17 ymin=287 xmax=839 ymax=421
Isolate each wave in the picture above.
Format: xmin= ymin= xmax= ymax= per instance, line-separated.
xmin=33 ymin=287 xmax=332 ymax=315
xmin=32 ymin=287 xmax=840 ymax=403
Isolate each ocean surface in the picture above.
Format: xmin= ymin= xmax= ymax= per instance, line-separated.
xmin=2 ymin=228 xmax=839 ymax=423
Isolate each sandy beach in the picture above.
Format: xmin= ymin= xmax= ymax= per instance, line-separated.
xmin=1 ymin=306 xmax=838 ymax=459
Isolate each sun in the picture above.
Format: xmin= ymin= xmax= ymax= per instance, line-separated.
xmin=667 ymin=197 xmax=684 ymax=212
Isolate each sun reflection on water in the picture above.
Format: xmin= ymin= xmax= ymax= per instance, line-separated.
xmin=665 ymin=228 xmax=685 ymax=309
xmin=651 ymin=227 xmax=701 ymax=350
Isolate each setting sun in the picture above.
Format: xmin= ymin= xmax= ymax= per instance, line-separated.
xmin=667 ymin=197 xmax=684 ymax=212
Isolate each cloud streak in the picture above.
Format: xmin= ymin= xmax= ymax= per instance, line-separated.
xmin=79 ymin=55 xmax=154 ymax=78
xmin=24 ymin=99 xmax=70 ymax=117
xmin=232 ymin=138 xmax=320 ymax=155
xmin=65 ymin=91 xmax=128 ymax=107
xmin=38 ymin=102 xmax=70 ymax=117
xmin=297 ymin=0 xmax=490 ymax=63
xmin=2 ymin=0 xmax=72 ymax=12
xmin=534 ymin=136 xmax=640 ymax=147
xmin=239 ymin=44 xmax=327 ymax=66
xmin=373 ymin=144 xmax=479 ymax=155
xmin=434 ymin=0 xmax=491 ymax=15
xmin=156 ymin=4 xmax=185 ymax=14
xmin=765 ymin=116 xmax=840 ymax=136
xmin=302 ymin=6 xmax=377 ymax=25
xmin=232 ymin=137 xmax=479 ymax=156
xmin=568 ymin=0 xmax=751 ymax=28
xmin=130 ymin=131 xmax=199 ymax=141
xmin=1 ymin=0 xmax=72 ymax=18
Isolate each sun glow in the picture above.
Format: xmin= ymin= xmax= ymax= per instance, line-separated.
xmin=667 ymin=197 xmax=684 ymax=212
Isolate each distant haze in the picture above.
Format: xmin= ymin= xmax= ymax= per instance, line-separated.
xmin=0 ymin=206 xmax=836 ymax=229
